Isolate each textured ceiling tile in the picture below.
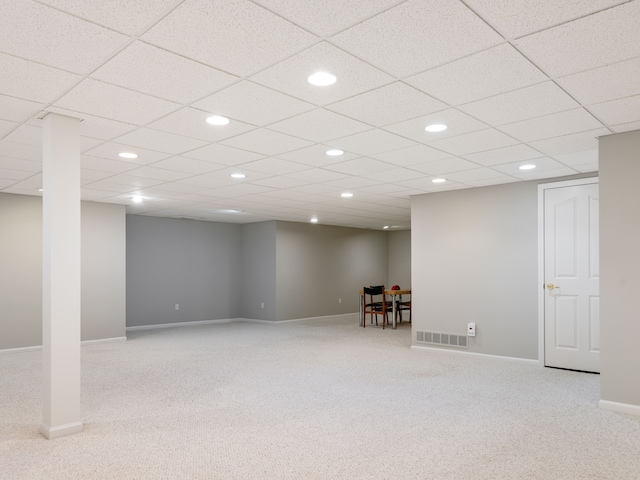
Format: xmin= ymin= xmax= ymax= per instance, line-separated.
xmin=361 ymin=167 xmax=426 ymax=183
xmin=462 ymin=144 xmax=545 ymax=166
xmin=84 ymin=143 xmax=169 ymax=165
xmin=459 ymin=82 xmax=579 ymax=126
xmin=610 ymin=120 xmax=640 ymax=134
xmin=464 ymin=0 xmax=624 ymax=38
xmin=332 ymin=130 xmax=416 ymax=156
xmin=406 ymin=44 xmax=547 ymax=105
xmin=371 ymin=145 xmax=451 ymax=166
xmin=444 ymin=167 xmax=511 ymax=183
xmin=250 ymin=42 xmax=394 ymax=106
xmin=238 ymin=157 xmax=310 ymax=175
xmin=277 ymin=145 xmax=359 ymax=167
xmin=285 ymin=168 xmax=350 ymax=183
xmin=323 ymin=157 xmax=396 ymax=176
xmin=0 ymin=119 xmax=17 ymax=138
xmin=92 ymin=42 xmax=238 ymax=105
xmin=149 ymin=157 xmax=225 ymax=175
xmin=527 ymin=128 xmax=609 ymax=156
xmin=55 ymin=79 xmax=180 ymax=125
xmin=589 ymin=95 xmax=640 ymax=126
xmin=221 ymin=128 xmax=313 ymax=156
xmin=40 ymin=108 xmax=138 ymax=141
xmin=0 ymin=95 xmax=44 ymax=123
xmin=385 ymin=109 xmax=488 ymax=143
xmin=557 ymin=56 xmax=640 ymax=106
xmin=0 ymin=0 xmax=128 ymax=74
xmin=515 ymin=2 xmax=640 ymax=77
xmin=0 ymin=141 xmax=41 ymax=162
xmin=268 ymin=109 xmax=371 ymax=143
xmin=37 ymin=0 xmax=180 ymax=35
xmin=327 ymin=82 xmax=446 ymax=127
xmin=426 ymin=128 xmax=519 ymax=156
xmin=0 ymin=52 xmax=81 ymax=105
xmin=408 ymin=157 xmax=480 ymax=176
xmin=147 ymin=108 xmax=256 ymax=143
xmin=193 ymin=81 xmax=315 ymax=127
xmin=330 ymin=0 xmax=503 ymax=77
xmin=252 ymin=0 xmax=404 ymax=37
xmin=500 ymin=108 xmax=606 ymax=142
xmin=181 ymin=144 xmax=264 ymax=166
xmin=113 ymin=128 xmax=208 ymax=155
xmin=142 ymin=0 xmax=318 ymax=76
xmin=553 ymin=149 xmax=598 ymax=168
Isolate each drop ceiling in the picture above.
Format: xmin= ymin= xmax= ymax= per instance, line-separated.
xmin=1 ymin=0 xmax=639 ymax=229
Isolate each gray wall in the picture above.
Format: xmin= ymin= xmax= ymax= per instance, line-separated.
xmin=388 ymin=229 xmax=411 ymax=289
xmin=241 ymin=221 xmax=277 ymax=321
xmin=126 ymin=215 xmax=242 ymax=327
xmin=0 ymin=193 xmax=126 ymax=349
xmin=276 ymin=222 xmax=388 ymax=320
xmin=412 ymin=182 xmax=541 ymax=359
xmin=600 ymin=129 xmax=640 ymax=408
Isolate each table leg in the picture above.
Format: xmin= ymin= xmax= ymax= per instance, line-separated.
xmin=359 ymin=293 xmax=363 ymax=327
xmin=392 ymin=293 xmax=397 ymax=329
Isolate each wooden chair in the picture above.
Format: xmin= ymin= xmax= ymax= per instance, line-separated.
xmin=362 ymin=286 xmax=389 ymax=328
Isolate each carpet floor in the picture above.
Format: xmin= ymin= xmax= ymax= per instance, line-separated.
xmin=2 ymin=317 xmax=639 ymax=479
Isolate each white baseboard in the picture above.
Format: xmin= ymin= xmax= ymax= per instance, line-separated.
xmin=40 ymin=421 xmax=83 ymax=440
xmin=126 ymin=318 xmax=240 ymax=331
xmin=599 ymin=400 xmax=640 ymax=417
xmin=410 ymin=344 xmax=539 ymax=365
xmin=242 ymin=313 xmax=359 ymax=324
xmin=0 ymin=336 xmax=127 ymax=354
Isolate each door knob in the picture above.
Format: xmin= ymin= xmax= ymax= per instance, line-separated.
xmin=546 ymin=283 xmax=560 ymax=290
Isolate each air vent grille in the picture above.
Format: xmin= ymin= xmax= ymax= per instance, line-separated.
xmin=416 ymin=331 xmax=468 ymax=349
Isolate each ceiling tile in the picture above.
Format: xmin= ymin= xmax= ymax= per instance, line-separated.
xmin=370 ymin=144 xmax=452 ymax=167
xmin=193 ymin=81 xmax=315 ymax=127
xmin=327 ymin=82 xmax=446 ymax=126
xmin=142 ymin=0 xmax=318 ymax=76
xmin=0 ymin=0 xmax=128 ymax=74
xmin=284 ymin=168 xmax=351 ymax=183
xmin=268 ymin=109 xmax=371 ymax=143
xmin=324 ymin=157 xmax=396 ymax=176
xmin=248 ymin=176 xmax=310 ymax=189
xmin=557 ymin=56 xmax=640 ymax=106
xmin=113 ymin=128 xmax=208 ymax=155
xmin=220 ymin=129 xmax=313 ymax=156
xmin=406 ymin=44 xmax=547 ymax=105
xmin=385 ymin=109 xmax=488 ymax=143
xmin=39 ymin=107 xmax=138 ymax=141
xmin=181 ymin=144 xmax=264 ymax=166
xmin=459 ymin=82 xmax=579 ymax=126
xmin=409 ymin=157 xmax=480 ymax=176
xmin=515 ymin=2 xmax=640 ymax=77
xmin=362 ymin=167 xmax=426 ymax=183
xmin=250 ymin=42 xmax=394 ymax=106
xmin=147 ymin=107 xmax=256 ymax=143
xmin=330 ymin=0 xmax=502 ymax=77
xmin=464 ymin=0 xmax=624 ymax=38
xmin=238 ymin=157 xmax=310 ymax=176
xmin=0 ymin=141 xmax=41 ymax=162
xmin=610 ymin=120 xmax=640 ymax=134
xmin=425 ymin=128 xmax=519 ymax=156
xmin=84 ymin=142 xmax=170 ymax=165
xmin=444 ymin=167 xmax=512 ymax=183
xmin=491 ymin=156 xmax=569 ymax=177
xmin=54 ymin=78 xmax=180 ymax=125
xmin=0 ymin=157 xmax=41 ymax=173
xmin=125 ymin=166 xmax=194 ymax=182
xmin=0 ymin=52 xmax=81 ymax=105
xmin=91 ymin=41 xmax=238 ymax=105
xmin=37 ymin=0 xmax=180 ymax=35
xmin=252 ymin=0 xmax=404 ymax=37
xmin=149 ymin=157 xmax=225 ymax=175
xmin=500 ymin=108 xmax=605 ymax=142
xmin=462 ymin=144 xmax=545 ymax=166
xmin=81 ymin=156 xmax=140 ymax=174
xmin=553 ymin=149 xmax=598 ymax=168
xmin=0 ymin=95 xmax=44 ymax=123
xmin=333 ymin=130 xmax=416 ymax=156
xmin=589 ymin=95 xmax=640 ymax=126
xmin=0 ymin=119 xmax=17 ymax=138
xmin=527 ymin=128 xmax=609 ymax=156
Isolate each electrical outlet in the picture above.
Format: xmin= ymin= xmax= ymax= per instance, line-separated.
xmin=338 ymin=298 xmax=342 ymax=304
xmin=467 ymin=322 xmax=476 ymax=337
xmin=175 ymin=304 xmax=179 ymax=310
xmin=260 ymin=302 xmax=264 ymax=309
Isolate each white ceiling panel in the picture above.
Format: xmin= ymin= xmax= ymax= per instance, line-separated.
xmin=425 ymin=128 xmax=519 ymax=156
xmin=193 ymin=81 xmax=314 ymax=127
xmin=462 ymin=144 xmax=546 ymax=166
xmin=362 ymin=167 xmax=427 ymax=183
xmin=252 ymin=0 xmax=403 ymax=37
xmin=91 ymin=42 xmax=238 ymax=105
xmin=84 ymin=143 xmax=169 ymax=165
xmin=147 ymin=108 xmax=256 ymax=143
xmin=371 ymin=145 xmax=452 ymax=167
xmin=0 ymin=141 xmax=41 ymax=162
xmin=385 ymin=109 xmax=488 ymax=143
xmin=611 ymin=120 xmax=640 ymax=134
xmin=409 ymin=157 xmax=480 ymax=176
xmin=333 ymin=130 xmax=416 ymax=156
xmin=221 ymin=129 xmax=313 ymax=156
xmin=277 ymin=145 xmax=359 ymax=167
xmin=149 ymin=157 xmax=225 ymax=175
xmin=142 ymin=0 xmax=318 ymax=76
xmin=238 ymin=157 xmax=310 ymax=175
xmin=81 ymin=156 xmax=141 ymax=175
xmin=500 ymin=108 xmax=605 ymax=143
xmin=0 ymin=157 xmax=41 ymax=173
xmin=491 ymin=156 xmax=569 ymax=176
xmin=0 ymin=0 xmax=128 ymax=74
xmin=0 ymin=95 xmax=44 ymax=123
xmin=557 ymin=56 xmax=640 ymax=106
xmin=406 ymin=44 xmax=547 ymax=105
xmin=54 ymin=79 xmax=180 ymax=125
xmin=459 ymin=82 xmax=579 ymax=126
xmin=515 ymin=1 xmax=640 ymax=77
xmin=113 ymin=128 xmax=208 ymax=155
xmin=250 ymin=42 xmax=395 ymax=106
xmin=327 ymin=82 xmax=446 ymax=127
xmin=284 ymin=168 xmax=351 ymax=183
xmin=443 ymin=167 xmax=512 ymax=184
xmin=125 ymin=166 xmax=193 ymax=182
xmin=589 ymin=95 xmax=640 ymax=126
xmin=464 ymin=0 xmax=624 ymax=38
xmin=268 ymin=109 xmax=371 ymax=143
xmin=553 ymin=149 xmax=598 ymax=168
xmin=0 ymin=120 xmax=16 ymax=139
xmin=528 ymin=129 xmax=609 ymax=156
xmin=324 ymin=157 xmax=395 ymax=176
xmin=330 ymin=0 xmax=503 ymax=77
xmin=181 ymin=144 xmax=264 ymax=166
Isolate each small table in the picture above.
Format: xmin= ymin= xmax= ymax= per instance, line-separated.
xmin=359 ymin=289 xmax=411 ymax=330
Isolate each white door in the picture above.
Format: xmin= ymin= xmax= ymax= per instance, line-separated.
xmin=544 ymin=182 xmax=600 ymax=372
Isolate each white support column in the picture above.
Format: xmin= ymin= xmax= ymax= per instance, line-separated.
xmin=41 ymin=113 xmax=83 ymax=439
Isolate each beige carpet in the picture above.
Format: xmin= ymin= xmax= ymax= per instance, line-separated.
xmin=2 ymin=317 xmax=640 ymax=479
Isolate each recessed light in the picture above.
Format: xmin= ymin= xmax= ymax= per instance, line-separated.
xmin=230 ymin=173 xmax=246 ymax=179
xmin=383 ymin=226 xmax=390 ymax=230
xmin=325 ymin=149 xmax=344 ymax=156
xmin=119 ymin=152 xmax=138 ymax=159
xmin=131 ymin=195 xmax=143 ymax=204
xmin=37 ymin=187 xmax=44 ymax=192
xmin=308 ymin=72 xmax=336 ymax=86
xmin=341 ymin=192 xmax=353 ymax=198
xmin=206 ymin=115 xmax=230 ymax=126
xmin=519 ymin=164 xmax=536 ymax=170
xmin=215 ymin=209 xmax=243 ymax=214
xmin=310 ymin=217 xmax=319 ymax=223
xmin=432 ymin=178 xmax=447 ymax=183
xmin=425 ymin=124 xmax=447 ymax=133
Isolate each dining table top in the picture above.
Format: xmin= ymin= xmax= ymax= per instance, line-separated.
xmin=359 ymin=289 xmax=411 ymax=295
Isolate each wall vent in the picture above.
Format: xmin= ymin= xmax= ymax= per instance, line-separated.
xmin=416 ymin=331 xmax=468 ymax=349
